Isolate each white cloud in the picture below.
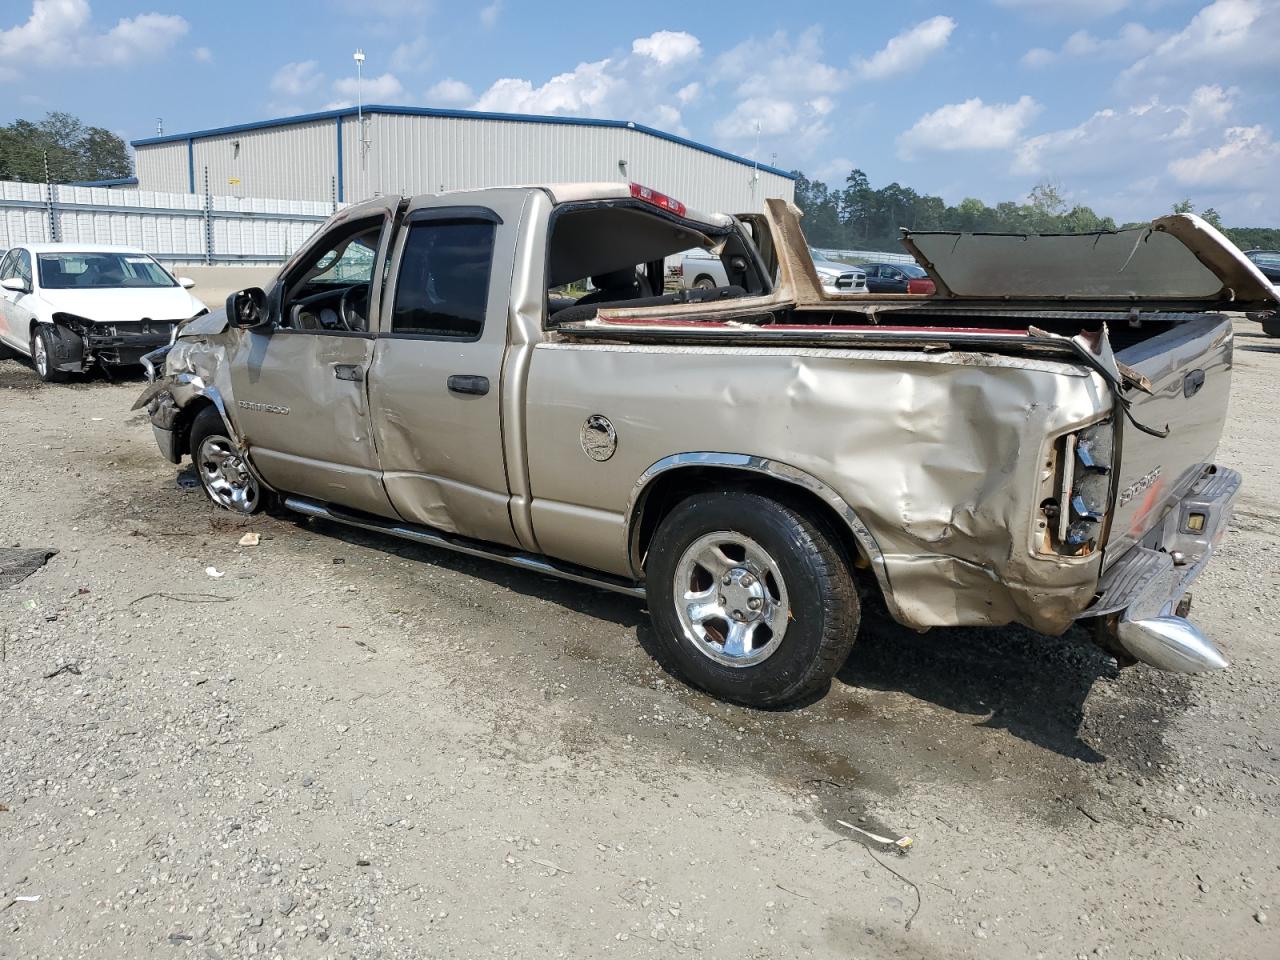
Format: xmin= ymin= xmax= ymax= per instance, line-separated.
xmin=473 ymin=59 xmax=616 ymax=115
xmin=1013 ymin=85 xmax=1238 ymax=176
xmin=0 ymin=0 xmax=188 ymax=75
xmin=193 ymin=45 xmax=212 ymax=63
xmin=328 ymin=71 xmax=405 ymax=108
xmin=675 ymin=82 xmax=700 ymax=105
xmin=898 ymin=96 xmax=1041 ymax=158
xmin=994 ymin=0 xmax=1130 ymax=17
xmin=715 ymin=28 xmax=845 ymax=99
xmin=1169 ymin=125 xmax=1280 ymax=191
xmin=479 ymin=1 xmax=500 ymax=29
xmin=856 ymin=15 xmax=955 ymax=80
xmin=390 ymin=36 xmax=431 ymax=73
xmin=426 ymin=78 xmax=473 ymax=105
xmin=1021 ymin=22 xmax=1163 ymax=67
xmin=270 ymin=60 xmax=324 ymax=99
xmin=632 ymin=30 xmax=701 ymax=68
xmin=1122 ymin=0 xmax=1278 ymax=87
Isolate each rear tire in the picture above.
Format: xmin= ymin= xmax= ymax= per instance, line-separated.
xmin=189 ymin=406 xmax=267 ymax=514
xmin=1261 ymin=314 xmax=1280 ymax=338
xmin=31 ymin=326 xmax=67 ymax=383
xmin=646 ymin=491 xmax=860 ymax=708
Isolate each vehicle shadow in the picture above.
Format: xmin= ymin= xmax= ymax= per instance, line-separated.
xmin=280 ymin=512 xmax=1118 ymax=762
xmin=838 ymin=605 xmax=1116 ymax=763
xmin=1239 ymin=343 xmax=1280 ymax=355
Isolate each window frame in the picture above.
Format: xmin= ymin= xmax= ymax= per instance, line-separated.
xmin=382 ymin=205 xmax=503 ymax=344
xmin=273 ymin=214 xmax=392 ymax=338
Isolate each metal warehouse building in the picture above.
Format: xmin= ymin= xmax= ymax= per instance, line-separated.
xmin=130 ymin=105 xmax=797 ymax=213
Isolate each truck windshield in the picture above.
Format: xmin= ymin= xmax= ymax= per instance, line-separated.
xmin=38 ymin=252 xmax=176 ymax=289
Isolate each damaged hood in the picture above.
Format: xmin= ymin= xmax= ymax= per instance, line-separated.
xmin=39 ymin=286 xmax=207 ymax=323
xmin=900 ymin=214 xmax=1279 ymax=312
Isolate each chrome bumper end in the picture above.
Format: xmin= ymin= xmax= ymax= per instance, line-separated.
xmin=1087 ymin=465 xmax=1241 ymax=673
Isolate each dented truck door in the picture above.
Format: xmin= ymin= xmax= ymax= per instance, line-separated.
xmin=366 ymin=191 xmax=527 ymax=548
xmin=226 ymin=207 xmax=398 ymax=518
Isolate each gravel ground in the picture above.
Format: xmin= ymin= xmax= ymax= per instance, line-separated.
xmin=1 ymin=320 xmax=1277 ymax=959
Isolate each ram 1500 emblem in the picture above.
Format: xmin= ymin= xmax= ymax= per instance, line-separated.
xmin=1118 ymin=466 xmax=1163 ymax=507
xmin=238 ymin=400 xmax=290 ymax=416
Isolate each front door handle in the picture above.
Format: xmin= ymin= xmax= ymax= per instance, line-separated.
xmin=447 ymin=374 xmax=489 ymax=396
xmin=333 ymin=363 xmax=363 ymax=382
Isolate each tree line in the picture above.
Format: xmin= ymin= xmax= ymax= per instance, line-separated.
xmin=792 ymin=168 xmax=1280 ymax=253
xmin=0 ymin=112 xmax=131 ymax=184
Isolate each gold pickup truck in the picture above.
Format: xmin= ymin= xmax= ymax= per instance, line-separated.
xmin=135 ymin=182 xmax=1277 ymax=708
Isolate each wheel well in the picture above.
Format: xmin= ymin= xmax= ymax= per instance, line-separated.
xmin=632 ymin=466 xmax=877 ymax=591
xmin=174 ymin=395 xmax=217 ymax=460
xmin=693 ymin=273 xmax=715 ymax=285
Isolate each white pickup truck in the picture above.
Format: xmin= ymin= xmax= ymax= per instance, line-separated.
xmin=136 ymin=182 xmax=1275 ymax=707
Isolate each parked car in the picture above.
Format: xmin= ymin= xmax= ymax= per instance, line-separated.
xmin=1243 ymin=250 xmax=1280 ymax=336
xmin=136 ymin=183 xmax=1275 ymax=708
xmin=859 ymin=261 xmax=935 ymax=295
xmin=0 ymin=244 xmax=207 ymax=382
xmin=679 ymin=247 xmax=866 ymax=294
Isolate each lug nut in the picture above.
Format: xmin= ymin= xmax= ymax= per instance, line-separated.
xmin=740 ymin=574 xmax=755 ymax=587
xmin=747 ymin=597 xmax=762 ymax=611
xmin=722 ymin=575 xmax=732 ymax=586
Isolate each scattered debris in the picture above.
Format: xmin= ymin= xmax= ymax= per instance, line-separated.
xmin=828 ymin=829 xmax=923 ymax=931
xmin=166 ymin=933 xmax=193 ymax=943
xmin=238 ymin=532 xmax=260 ymax=547
xmin=130 ymin=592 xmax=233 ymax=607
xmin=1077 ymin=805 xmax=1104 ymax=825
xmin=175 ymin=469 xmax=201 ymax=490
xmin=354 ymin=639 xmax=377 ymax=653
xmin=0 ymin=803 xmax=8 ymax=812
xmin=530 ymin=858 xmax=571 ymax=875
xmin=356 ymin=858 xmax=371 ymax=867
xmin=836 ymin=819 xmax=914 ymax=853
xmin=0 ymin=547 xmax=58 ymax=589
xmin=43 ymin=663 xmax=81 ymax=679
xmin=1 ymin=895 xmax=41 ymax=912
xmin=205 ymin=566 xmax=225 ymax=578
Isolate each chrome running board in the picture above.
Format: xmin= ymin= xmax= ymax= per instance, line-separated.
xmin=282 ymin=495 xmax=647 ymax=600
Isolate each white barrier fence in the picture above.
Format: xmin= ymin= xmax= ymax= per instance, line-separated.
xmin=813 ymin=247 xmax=917 ymax=265
xmin=0 ymin=179 xmax=340 ymax=267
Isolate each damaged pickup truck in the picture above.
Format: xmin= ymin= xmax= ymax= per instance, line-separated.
xmin=0 ymin=244 xmax=208 ymax=382
xmin=134 ymin=182 xmax=1277 ymax=708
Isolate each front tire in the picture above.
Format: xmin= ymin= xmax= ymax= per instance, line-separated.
xmin=646 ymin=491 xmax=860 ymax=707
xmin=31 ymin=326 xmax=67 ymax=383
xmin=189 ymin=406 xmax=266 ymax=514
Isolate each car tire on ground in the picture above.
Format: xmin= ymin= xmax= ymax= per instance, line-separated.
xmin=646 ymin=490 xmax=861 ymax=708
xmin=31 ymin=326 xmax=67 ymax=383
xmin=189 ymin=405 xmax=268 ymax=514
xmin=1261 ymin=314 xmax=1280 ymax=338
xmin=692 ymin=275 xmax=716 ymax=291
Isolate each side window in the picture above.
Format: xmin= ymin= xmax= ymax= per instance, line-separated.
xmin=280 ymin=218 xmax=385 ymax=332
xmin=14 ymin=250 xmax=31 ymax=285
xmin=390 ymin=219 xmax=496 ymax=340
xmin=0 ymin=251 xmax=14 ymax=280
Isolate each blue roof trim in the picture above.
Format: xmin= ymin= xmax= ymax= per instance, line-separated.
xmin=131 ymin=104 xmax=799 ymax=181
xmin=67 ymin=176 xmax=139 ymax=187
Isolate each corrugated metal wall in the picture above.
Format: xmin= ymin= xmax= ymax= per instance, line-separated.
xmin=134 ymin=140 xmax=190 ymax=193
xmin=137 ymin=113 xmax=794 ymax=213
xmin=0 ymin=179 xmax=335 ymax=266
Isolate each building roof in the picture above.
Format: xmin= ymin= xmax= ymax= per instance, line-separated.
xmin=131 ymin=104 xmax=798 ymax=181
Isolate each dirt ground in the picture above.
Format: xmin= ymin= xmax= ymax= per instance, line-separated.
xmin=1 ymin=320 xmax=1277 ymax=960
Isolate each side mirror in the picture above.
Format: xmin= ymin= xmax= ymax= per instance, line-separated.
xmin=1 ymin=277 xmax=29 ymax=293
xmin=177 ymin=276 xmax=196 ymax=289
xmin=227 ymin=287 xmax=270 ymax=329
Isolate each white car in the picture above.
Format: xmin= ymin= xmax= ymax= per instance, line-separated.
xmin=677 ymin=247 xmax=867 ymax=294
xmin=0 ymin=243 xmax=208 ymax=382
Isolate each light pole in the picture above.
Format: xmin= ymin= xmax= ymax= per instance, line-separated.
xmin=353 ymin=49 xmax=369 ymax=168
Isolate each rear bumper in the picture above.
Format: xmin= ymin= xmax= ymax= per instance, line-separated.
xmin=1085 ymin=465 xmax=1242 ymax=672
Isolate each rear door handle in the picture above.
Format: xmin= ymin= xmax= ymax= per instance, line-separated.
xmin=447 ymin=374 xmax=489 ymax=396
xmin=333 ymin=363 xmax=363 ymax=382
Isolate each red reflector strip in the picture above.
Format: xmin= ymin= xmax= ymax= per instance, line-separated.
xmin=630 ymin=182 xmax=686 ymax=217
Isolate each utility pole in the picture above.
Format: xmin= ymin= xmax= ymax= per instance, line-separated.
xmin=156 ymin=117 xmax=164 ymax=137
xmin=353 ymin=49 xmax=370 ymax=168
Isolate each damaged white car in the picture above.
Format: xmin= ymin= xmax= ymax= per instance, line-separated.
xmin=0 ymin=244 xmax=208 ymax=382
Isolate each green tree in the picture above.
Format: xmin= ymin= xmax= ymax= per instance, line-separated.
xmin=0 ymin=112 xmax=131 ymax=183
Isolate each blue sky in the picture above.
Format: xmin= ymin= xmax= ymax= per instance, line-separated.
xmin=3 ymin=0 xmax=1278 ymax=224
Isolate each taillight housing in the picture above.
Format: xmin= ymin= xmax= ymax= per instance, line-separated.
xmin=630 ymin=182 xmax=687 ymax=217
xmin=1036 ymin=419 xmax=1114 ymax=556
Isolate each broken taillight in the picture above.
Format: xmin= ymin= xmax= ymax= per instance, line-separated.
xmin=630 ymin=183 xmax=687 ymax=217
xmin=1037 ymin=419 xmax=1115 ymax=556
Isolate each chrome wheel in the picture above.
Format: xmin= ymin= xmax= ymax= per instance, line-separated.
xmin=32 ymin=333 xmax=48 ymax=377
xmin=673 ymin=530 xmax=790 ymax=667
xmin=196 ymin=435 xmax=261 ymax=513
